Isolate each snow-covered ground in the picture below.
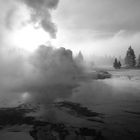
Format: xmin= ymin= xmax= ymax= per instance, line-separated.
xmin=110 ymin=69 xmax=140 ymax=80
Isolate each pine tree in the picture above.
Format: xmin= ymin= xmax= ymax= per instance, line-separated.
xmin=75 ymin=51 xmax=84 ymax=64
xmin=113 ymin=58 xmax=121 ymax=69
xmin=137 ymin=54 xmax=140 ymax=68
xmin=118 ymin=61 xmax=121 ymax=69
xmin=125 ymin=46 xmax=136 ymax=67
xmin=113 ymin=58 xmax=119 ymax=69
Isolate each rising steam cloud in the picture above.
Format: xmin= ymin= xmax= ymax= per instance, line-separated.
xmin=1 ymin=0 xmax=59 ymax=38
xmin=19 ymin=0 xmax=59 ymax=38
xmin=21 ymin=46 xmax=81 ymax=103
xmin=0 ymin=45 xmax=82 ymax=105
xmin=0 ymin=0 xmax=83 ymax=105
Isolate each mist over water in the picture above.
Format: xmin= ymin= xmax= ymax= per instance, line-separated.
xmin=66 ymin=74 xmax=140 ymax=139
xmin=1 ymin=0 xmax=140 ymax=140
xmin=72 ymin=77 xmax=140 ymax=105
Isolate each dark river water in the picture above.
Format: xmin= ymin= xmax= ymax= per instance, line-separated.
xmin=71 ymin=75 xmax=140 ymax=140
xmin=1 ymin=71 xmax=140 ymax=140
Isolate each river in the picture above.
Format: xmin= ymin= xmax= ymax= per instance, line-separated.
xmin=70 ymin=70 xmax=140 ymax=139
xmin=0 ymin=70 xmax=140 ymax=140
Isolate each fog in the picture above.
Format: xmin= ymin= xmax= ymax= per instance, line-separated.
xmin=0 ymin=45 xmax=84 ymax=106
xmin=0 ymin=0 xmax=85 ymax=106
xmin=1 ymin=0 xmax=140 ymax=140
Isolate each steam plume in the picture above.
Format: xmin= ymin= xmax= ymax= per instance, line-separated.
xmin=19 ymin=0 xmax=59 ymax=38
xmin=0 ymin=45 xmax=82 ymax=105
xmin=0 ymin=0 xmax=59 ymax=38
xmin=0 ymin=0 xmax=83 ymax=106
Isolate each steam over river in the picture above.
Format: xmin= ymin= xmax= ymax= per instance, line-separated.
xmin=71 ymin=70 xmax=140 ymax=140
xmin=1 ymin=70 xmax=140 ymax=140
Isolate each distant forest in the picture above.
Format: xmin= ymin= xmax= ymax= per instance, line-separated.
xmin=75 ymin=46 xmax=140 ymax=69
xmin=113 ymin=46 xmax=140 ymax=69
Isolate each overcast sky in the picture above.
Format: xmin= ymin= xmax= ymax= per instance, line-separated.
xmin=52 ymin=0 xmax=140 ymax=57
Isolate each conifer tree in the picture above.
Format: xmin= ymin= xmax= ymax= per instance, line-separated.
xmin=113 ymin=58 xmax=118 ymax=69
xmin=137 ymin=54 xmax=140 ymax=68
xmin=118 ymin=61 xmax=121 ymax=69
xmin=125 ymin=46 xmax=136 ymax=67
xmin=75 ymin=51 xmax=84 ymax=64
xmin=113 ymin=58 xmax=121 ymax=69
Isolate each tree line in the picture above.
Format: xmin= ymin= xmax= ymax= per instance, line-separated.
xmin=113 ymin=46 xmax=140 ymax=69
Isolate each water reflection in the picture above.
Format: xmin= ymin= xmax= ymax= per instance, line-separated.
xmin=70 ymin=76 xmax=140 ymax=139
xmin=1 ymin=74 xmax=140 ymax=140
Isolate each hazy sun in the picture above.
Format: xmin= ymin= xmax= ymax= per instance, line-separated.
xmin=11 ymin=25 xmax=50 ymax=52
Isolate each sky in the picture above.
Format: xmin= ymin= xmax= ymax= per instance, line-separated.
xmin=1 ymin=0 xmax=140 ymax=58
xmin=51 ymin=0 xmax=140 ymax=57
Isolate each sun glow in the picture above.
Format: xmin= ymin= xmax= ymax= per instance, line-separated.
xmin=11 ymin=25 xmax=51 ymax=52
xmin=21 ymin=92 xmax=31 ymax=102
